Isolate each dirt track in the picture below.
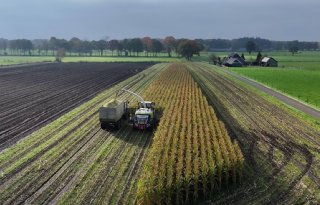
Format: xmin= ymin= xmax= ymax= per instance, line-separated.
xmin=0 ymin=62 xmax=153 ymax=150
xmin=222 ymin=68 xmax=320 ymax=120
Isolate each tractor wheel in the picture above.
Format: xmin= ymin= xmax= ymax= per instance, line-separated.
xmin=132 ymin=124 xmax=137 ymax=130
xmin=117 ymin=120 xmax=122 ymax=129
xmin=100 ymin=123 xmax=107 ymax=130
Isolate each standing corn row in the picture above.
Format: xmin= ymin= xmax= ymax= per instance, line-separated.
xmin=137 ymin=63 xmax=244 ymax=204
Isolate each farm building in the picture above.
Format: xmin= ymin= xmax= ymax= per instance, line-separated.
xmin=228 ymin=53 xmax=245 ymax=64
xmin=222 ymin=53 xmax=245 ymax=67
xmin=260 ymin=57 xmax=278 ymax=67
xmin=224 ymin=58 xmax=243 ymax=67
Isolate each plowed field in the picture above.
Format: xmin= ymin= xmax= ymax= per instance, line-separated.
xmin=0 ymin=62 xmax=153 ymax=150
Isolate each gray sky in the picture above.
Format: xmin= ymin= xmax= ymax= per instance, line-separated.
xmin=1 ymin=0 xmax=319 ymax=41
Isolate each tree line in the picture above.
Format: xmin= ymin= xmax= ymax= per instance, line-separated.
xmin=0 ymin=36 xmax=318 ymax=59
xmin=199 ymin=37 xmax=319 ymax=52
xmin=0 ymin=36 xmax=204 ymax=60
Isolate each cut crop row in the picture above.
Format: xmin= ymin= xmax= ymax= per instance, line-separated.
xmin=137 ymin=63 xmax=244 ymax=205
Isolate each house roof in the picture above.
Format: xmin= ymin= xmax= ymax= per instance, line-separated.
xmin=261 ymin=57 xmax=277 ymax=63
xmin=228 ymin=53 xmax=245 ymax=63
xmin=228 ymin=53 xmax=240 ymax=58
xmin=226 ymin=58 xmax=243 ymax=65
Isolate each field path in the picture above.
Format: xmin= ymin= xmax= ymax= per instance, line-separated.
xmin=220 ymin=68 xmax=320 ymax=120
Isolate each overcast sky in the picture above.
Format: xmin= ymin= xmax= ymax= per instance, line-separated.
xmin=1 ymin=0 xmax=319 ymax=41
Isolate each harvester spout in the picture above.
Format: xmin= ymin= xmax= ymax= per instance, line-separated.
xmin=116 ymin=88 xmax=146 ymax=108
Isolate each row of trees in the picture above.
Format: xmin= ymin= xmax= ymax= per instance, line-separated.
xmin=2 ymin=36 xmax=317 ymax=58
xmin=199 ymin=37 xmax=319 ymax=52
xmin=0 ymin=37 xmax=203 ymax=60
xmin=245 ymin=39 xmax=308 ymax=55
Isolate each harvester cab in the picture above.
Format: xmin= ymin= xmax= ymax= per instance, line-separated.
xmin=133 ymin=101 xmax=156 ymax=130
xmin=138 ymin=101 xmax=155 ymax=109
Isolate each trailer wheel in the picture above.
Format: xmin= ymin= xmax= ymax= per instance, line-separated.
xmin=117 ymin=119 xmax=122 ymax=129
xmin=101 ymin=123 xmax=107 ymax=130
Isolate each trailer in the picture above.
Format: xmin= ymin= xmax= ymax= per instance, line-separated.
xmin=99 ymin=99 xmax=128 ymax=129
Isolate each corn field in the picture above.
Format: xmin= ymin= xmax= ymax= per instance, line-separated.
xmin=137 ymin=63 xmax=244 ymax=205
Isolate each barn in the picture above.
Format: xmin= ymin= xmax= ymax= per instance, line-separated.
xmin=228 ymin=53 xmax=245 ymax=64
xmin=222 ymin=52 xmax=245 ymax=67
xmin=260 ymin=57 xmax=278 ymax=67
xmin=224 ymin=58 xmax=243 ymax=67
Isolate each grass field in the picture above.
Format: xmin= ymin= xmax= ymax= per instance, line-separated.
xmin=62 ymin=56 xmax=178 ymax=63
xmin=229 ymin=67 xmax=320 ymax=108
xmin=0 ymin=56 xmax=54 ymax=65
xmin=192 ymin=51 xmax=320 ymax=109
xmin=195 ymin=51 xmax=320 ymax=64
xmin=0 ymin=56 xmax=178 ymax=66
xmin=278 ymin=61 xmax=320 ymax=71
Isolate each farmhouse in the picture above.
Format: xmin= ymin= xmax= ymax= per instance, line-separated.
xmin=222 ymin=52 xmax=245 ymax=67
xmin=228 ymin=53 xmax=245 ymax=64
xmin=260 ymin=57 xmax=278 ymax=67
xmin=224 ymin=58 xmax=243 ymax=67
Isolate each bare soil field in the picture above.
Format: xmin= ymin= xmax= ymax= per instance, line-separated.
xmin=0 ymin=62 xmax=153 ymax=150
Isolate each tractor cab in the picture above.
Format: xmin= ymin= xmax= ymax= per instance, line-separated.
xmin=133 ymin=102 xmax=155 ymax=130
xmin=138 ymin=101 xmax=155 ymax=109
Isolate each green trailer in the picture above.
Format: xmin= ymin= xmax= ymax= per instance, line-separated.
xmin=99 ymin=99 xmax=128 ymax=129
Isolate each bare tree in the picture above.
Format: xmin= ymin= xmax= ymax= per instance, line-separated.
xmin=108 ymin=40 xmax=120 ymax=56
xmin=246 ymin=40 xmax=256 ymax=54
xmin=55 ymin=48 xmax=66 ymax=62
xmin=142 ymin=37 xmax=152 ymax=57
xmin=163 ymin=36 xmax=176 ymax=57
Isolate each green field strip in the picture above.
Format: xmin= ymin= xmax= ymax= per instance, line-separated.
xmin=56 ymin=127 xmax=133 ymax=204
xmin=0 ymin=56 xmax=178 ymax=66
xmin=27 ymin=129 xmax=111 ymax=204
xmin=79 ymin=128 xmax=136 ymax=205
xmin=113 ymin=132 xmax=152 ymax=205
xmin=48 ymin=129 xmax=122 ymax=205
xmin=0 ymin=116 xmax=100 ymax=204
xmin=91 ymin=131 xmax=148 ymax=205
